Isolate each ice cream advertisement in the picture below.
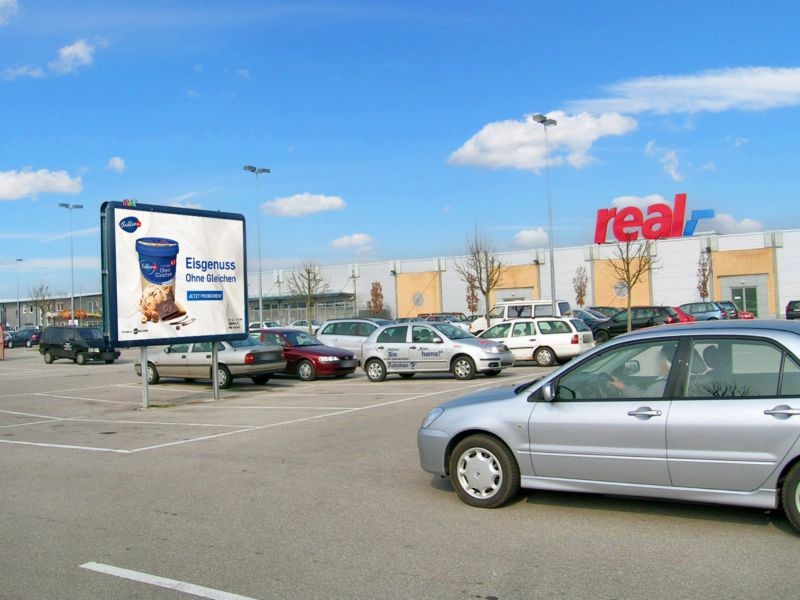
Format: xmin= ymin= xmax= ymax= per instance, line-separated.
xmin=102 ymin=201 xmax=247 ymax=346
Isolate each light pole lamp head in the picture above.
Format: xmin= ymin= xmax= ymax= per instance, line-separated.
xmin=58 ymin=202 xmax=70 ymax=208
xmin=243 ymin=165 xmax=257 ymax=173
xmin=256 ymin=167 xmax=271 ymax=174
xmin=543 ymin=118 xmax=557 ymax=127
xmin=16 ymin=258 xmax=23 ymax=263
xmin=529 ymin=114 xmax=547 ymax=124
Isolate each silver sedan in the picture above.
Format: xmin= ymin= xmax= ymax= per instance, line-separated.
xmin=361 ymin=322 xmax=514 ymax=381
xmin=135 ymin=337 xmax=286 ymax=388
xmin=418 ymin=320 xmax=800 ymax=533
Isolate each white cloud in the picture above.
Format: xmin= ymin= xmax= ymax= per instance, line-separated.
xmin=725 ymin=136 xmax=748 ymax=148
xmin=186 ymin=88 xmax=201 ymax=99
xmin=706 ymin=213 xmax=764 ymax=234
xmin=611 ymin=194 xmax=669 ymax=210
xmin=234 ymin=68 xmax=250 ymax=78
xmin=660 ymin=150 xmax=683 ymax=182
xmin=0 ymin=168 xmax=82 ymax=200
xmin=262 ymin=193 xmax=346 ymax=217
xmin=566 ymin=67 xmax=800 ymax=115
xmin=2 ymin=65 xmax=45 ymax=80
xmin=48 ymin=39 xmax=100 ymax=74
xmin=698 ymin=162 xmax=716 ymax=172
xmin=512 ymin=227 xmax=548 ymax=248
xmin=40 ymin=226 xmax=100 ymax=243
xmin=107 ymin=156 xmax=126 ymax=173
xmin=644 ymin=140 xmax=656 ymax=156
xmin=159 ymin=188 xmax=218 ymax=209
xmin=331 ymin=233 xmax=374 ymax=254
xmin=442 ymin=204 xmax=452 ymax=213
xmin=448 ymin=110 xmax=637 ymax=172
xmin=0 ymin=0 xmax=18 ymax=25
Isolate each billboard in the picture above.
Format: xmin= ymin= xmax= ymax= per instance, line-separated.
xmin=101 ymin=200 xmax=248 ymax=347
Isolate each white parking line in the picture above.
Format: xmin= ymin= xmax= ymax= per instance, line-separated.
xmin=0 ymin=440 xmax=129 ymax=453
xmin=35 ymin=393 xmax=136 ymax=405
xmin=0 ymin=419 xmax=59 ymax=429
xmin=80 ymin=562 xmax=260 ymax=599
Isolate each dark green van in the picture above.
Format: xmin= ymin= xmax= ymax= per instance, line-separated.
xmin=39 ymin=326 xmax=120 ymax=365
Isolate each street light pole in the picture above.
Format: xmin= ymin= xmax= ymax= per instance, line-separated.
xmin=243 ymin=165 xmax=271 ymax=326
xmin=529 ymin=114 xmax=558 ymax=315
xmin=58 ymin=203 xmax=84 ymax=326
xmin=15 ymin=258 xmax=23 ymax=329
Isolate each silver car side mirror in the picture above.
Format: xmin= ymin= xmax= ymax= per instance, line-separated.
xmin=541 ymin=382 xmax=555 ymax=402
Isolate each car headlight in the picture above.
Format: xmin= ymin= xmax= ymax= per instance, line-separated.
xmin=483 ymin=345 xmax=500 ymax=354
xmin=318 ymin=356 xmax=340 ymax=362
xmin=421 ymin=407 xmax=444 ymax=429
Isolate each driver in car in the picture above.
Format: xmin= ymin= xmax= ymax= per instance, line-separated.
xmin=609 ymin=346 xmax=674 ymax=398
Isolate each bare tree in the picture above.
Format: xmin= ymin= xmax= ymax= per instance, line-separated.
xmin=454 ymin=231 xmax=507 ymax=327
xmin=29 ymin=282 xmax=53 ymax=328
xmin=607 ymin=239 xmax=660 ymax=332
xmin=366 ymin=281 xmax=384 ymax=316
xmin=573 ymin=265 xmax=589 ymax=308
xmin=697 ymin=252 xmax=710 ymax=301
xmin=285 ymin=261 xmax=329 ymax=332
xmin=465 ymin=274 xmax=479 ymax=316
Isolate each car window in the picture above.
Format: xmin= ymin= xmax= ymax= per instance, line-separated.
xmin=507 ymin=305 xmax=532 ymax=319
xmin=612 ymin=310 xmax=629 ymax=322
xmin=412 ymin=326 xmax=442 ymax=344
xmin=170 ymin=343 xmax=190 ymax=353
xmin=357 ymin=322 xmax=377 ymax=337
xmin=320 ymin=323 xmax=336 ymax=335
xmin=230 ymin=337 xmax=262 ymax=349
xmin=781 ymin=355 xmax=800 ymax=396
xmin=377 ymin=326 xmax=408 ymax=344
xmin=192 ymin=342 xmax=213 ymax=352
xmin=556 ymin=340 xmax=678 ymax=401
xmin=488 ymin=306 xmax=505 ymax=319
xmin=285 ymin=331 xmax=322 ymax=346
xmin=570 ymin=319 xmax=590 ymax=332
xmin=262 ymin=333 xmax=285 ymax=346
xmin=483 ymin=323 xmax=511 ymax=338
xmin=534 ymin=305 xmax=553 ymax=317
xmin=538 ymin=320 xmax=571 ymax=335
xmin=512 ymin=322 xmax=535 ymax=337
xmin=431 ymin=322 xmax=473 ymax=339
xmin=685 ymin=339 xmax=784 ymax=398
xmin=558 ymin=302 xmax=571 ymax=316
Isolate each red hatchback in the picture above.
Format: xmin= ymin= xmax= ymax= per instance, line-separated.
xmin=672 ymin=306 xmax=695 ymax=323
xmin=260 ymin=328 xmax=358 ymax=381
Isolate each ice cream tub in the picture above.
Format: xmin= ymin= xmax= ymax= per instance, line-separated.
xmin=136 ymin=237 xmax=179 ymax=288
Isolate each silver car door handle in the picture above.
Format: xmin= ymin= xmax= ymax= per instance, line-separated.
xmin=409 ymin=346 xmax=417 ymax=349
xmin=627 ymin=407 xmax=662 ymax=418
xmin=376 ymin=346 xmax=384 ymax=350
xmin=764 ymin=407 xmax=800 ymax=417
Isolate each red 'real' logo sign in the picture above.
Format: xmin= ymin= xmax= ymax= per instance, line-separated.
xmin=594 ymin=193 xmax=715 ymax=244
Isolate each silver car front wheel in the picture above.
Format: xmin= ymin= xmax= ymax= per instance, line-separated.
xmin=451 ymin=356 xmax=475 ymax=380
xmin=448 ymin=434 xmax=520 ymax=508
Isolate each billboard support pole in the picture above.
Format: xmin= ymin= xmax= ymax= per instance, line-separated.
xmin=211 ymin=343 xmax=220 ymax=401
xmin=140 ymin=346 xmax=149 ymax=409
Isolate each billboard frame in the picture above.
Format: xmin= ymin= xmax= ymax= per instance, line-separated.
xmin=101 ymin=200 xmax=249 ymax=348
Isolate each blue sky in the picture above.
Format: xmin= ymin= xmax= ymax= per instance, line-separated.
xmin=2 ymin=0 xmax=800 ymax=298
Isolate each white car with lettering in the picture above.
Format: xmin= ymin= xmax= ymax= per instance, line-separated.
xmin=361 ymin=322 xmax=514 ymax=381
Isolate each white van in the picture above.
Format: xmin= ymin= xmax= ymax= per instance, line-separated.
xmin=469 ymin=300 xmax=572 ymax=334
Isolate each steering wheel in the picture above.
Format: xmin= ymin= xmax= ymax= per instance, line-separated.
xmin=595 ymin=372 xmax=623 ymax=399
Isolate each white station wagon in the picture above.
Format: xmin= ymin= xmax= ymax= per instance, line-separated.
xmin=478 ymin=318 xmax=594 ymax=366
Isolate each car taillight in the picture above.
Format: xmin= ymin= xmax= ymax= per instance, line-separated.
xmin=244 ymin=353 xmax=255 ymax=365
xmin=571 ymin=335 xmax=579 ymax=344
xmin=665 ymin=316 xmax=675 ymax=324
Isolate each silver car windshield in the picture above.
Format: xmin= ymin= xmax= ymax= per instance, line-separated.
xmin=431 ymin=323 xmax=474 ymax=340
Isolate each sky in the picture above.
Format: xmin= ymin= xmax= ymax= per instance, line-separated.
xmin=2 ymin=0 xmax=800 ymax=299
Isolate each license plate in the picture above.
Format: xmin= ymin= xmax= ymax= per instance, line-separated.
xmin=340 ymin=360 xmax=357 ymax=368
xmin=582 ymin=334 xmax=592 ymax=343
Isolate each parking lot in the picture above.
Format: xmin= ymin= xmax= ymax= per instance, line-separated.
xmin=1 ymin=346 xmax=799 ymax=600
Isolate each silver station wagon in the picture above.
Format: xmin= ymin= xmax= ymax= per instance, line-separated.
xmin=362 ymin=322 xmax=514 ymax=381
xmin=418 ymin=321 xmax=800 ymax=532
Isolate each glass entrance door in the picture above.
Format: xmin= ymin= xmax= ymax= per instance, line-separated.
xmin=731 ymin=286 xmax=758 ymax=317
